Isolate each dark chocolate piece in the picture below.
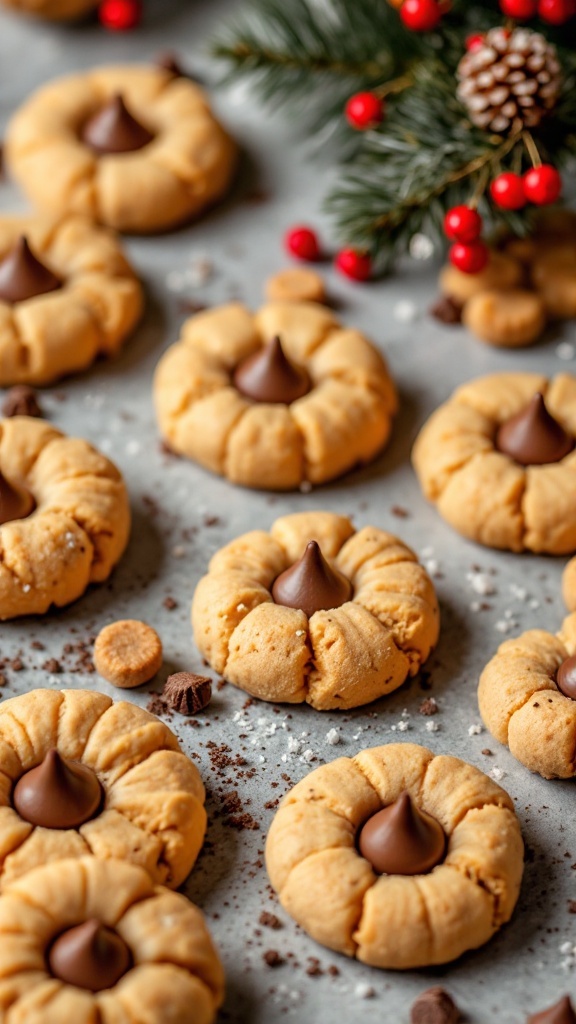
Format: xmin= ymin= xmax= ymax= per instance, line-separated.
xmin=557 ymin=655 xmax=576 ymax=701
xmin=81 ymin=95 xmax=154 ymax=155
xmin=48 ymin=919 xmax=132 ymax=992
xmin=358 ymin=792 xmax=446 ymax=876
xmin=496 ymin=393 xmax=574 ymax=466
xmin=233 ymin=336 xmax=310 ymax=405
xmin=162 ymin=672 xmax=212 ymax=715
xmin=411 ymin=987 xmax=461 ymax=1024
xmin=13 ymin=749 xmax=103 ymax=829
xmin=0 ymin=237 xmax=61 ymax=305
xmin=272 ymin=540 xmax=352 ymax=618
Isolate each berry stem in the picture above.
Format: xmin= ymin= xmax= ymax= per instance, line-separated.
xmin=374 ymin=71 xmax=415 ymax=99
xmin=469 ymin=164 xmax=491 ymax=209
xmin=522 ymin=130 xmax=543 ymax=168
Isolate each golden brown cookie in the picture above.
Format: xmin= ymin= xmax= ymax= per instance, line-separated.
xmin=562 ymin=556 xmax=576 ymax=612
xmin=266 ymin=743 xmax=523 ymax=968
xmin=439 ymin=250 xmax=523 ymax=305
xmin=0 ymin=416 xmax=130 ymax=619
xmin=265 ymin=268 xmax=326 ymax=304
xmin=0 ymin=857 xmax=224 ymax=1024
xmin=155 ymin=301 xmax=398 ymax=490
xmin=1 ymin=0 xmax=95 ymax=17
xmin=6 ymin=65 xmax=237 ymax=234
xmin=462 ymin=289 xmax=546 ymax=349
xmin=94 ymin=620 xmax=163 ymax=689
xmin=192 ymin=511 xmax=439 ymax=710
xmin=478 ymin=614 xmax=576 ymax=779
xmin=0 ymin=688 xmax=207 ymax=889
xmin=412 ymin=372 xmax=576 ymax=554
xmin=0 ymin=214 xmax=143 ymax=385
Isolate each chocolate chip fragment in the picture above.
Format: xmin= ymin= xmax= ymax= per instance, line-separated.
xmin=234 ymin=336 xmax=310 ymax=405
xmin=556 ymin=655 xmax=576 ymax=701
xmin=527 ymin=995 xmax=576 ymax=1024
xmin=161 ymin=672 xmax=212 ymax=715
xmin=430 ymin=295 xmax=463 ymax=325
xmin=411 ymin=987 xmax=461 ymax=1024
xmin=81 ymin=95 xmax=154 ymax=155
xmin=272 ymin=540 xmax=352 ymax=618
xmin=13 ymin=749 xmax=103 ymax=829
xmin=263 ymin=950 xmax=284 ymax=967
xmin=0 ymin=237 xmax=61 ymax=305
xmin=496 ymin=393 xmax=574 ymax=467
xmin=358 ymin=792 xmax=446 ymax=876
xmin=48 ymin=919 xmax=132 ymax=992
xmin=42 ymin=659 xmax=62 ymax=674
xmin=2 ymin=385 xmax=42 ymax=419
xmin=259 ymin=911 xmax=282 ymax=930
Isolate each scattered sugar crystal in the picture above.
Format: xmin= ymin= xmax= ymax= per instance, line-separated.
xmin=490 ymin=766 xmax=506 ymax=781
xmin=559 ymin=941 xmax=574 ymax=955
xmin=326 ymin=728 xmax=340 ymax=745
xmin=287 ymin=737 xmax=301 ymax=755
xmin=396 ymin=720 xmax=409 ymax=733
xmin=495 ymin=619 xmax=516 ymax=634
xmin=295 ymin=630 xmax=306 ymax=637
xmin=425 ymin=558 xmax=440 ymax=576
xmin=354 ymin=983 xmax=375 ymax=999
xmin=421 ymin=546 xmax=435 ymax=559
xmin=410 ymin=233 xmax=434 ymax=260
xmin=426 ymin=721 xmax=439 ymax=732
xmin=529 ymin=599 xmax=540 ymax=610
xmin=393 ymin=299 xmax=418 ymax=323
xmin=302 ymin=749 xmax=314 ymax=762
xmin=556 ymin=342 xmax=575 ymax=361
xmin=166 ymin=271 xmax=186 ymax=292
xmin=509 ymin=583 xmax=527 ymax=601
xmin=467 ymin=571 xmax=496 ymax=596
xmin=468 ymin=724 xmax=483 ymax=736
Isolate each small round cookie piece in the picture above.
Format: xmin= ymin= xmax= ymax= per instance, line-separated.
xmin=1 ymin=0 xmax=96 ymax=17
xmin=265 ymin=268 xmax=326 ymax=304
xmin=6 ymin=65 xmax=237 ymax=234
xmin=192 ymin=510 xmax=439 ymax=710
xmin=0 ymin=416 xmax=130 ymax=619
xmin=155 ymin=301 xmax=398 ymax=491
xmin=265 ymin=743 xmax=523 ymax=968
xmin=0 ymin=214 xmax=143 ymax=386
xmin=440 ymin=250 xmax=523 ymax=305
xmin=412 ymin=371 xmax=576 ymax=554
xmin=94 ymin=620 xmax=163 ymax=689
xmin=0 ymin=857 xmax=224 ymax=1023
xmin=478 ymin=613 xmax=576 ymax=779
xmin=463 ymin=289 xmax=546 ymax=349
xmin=0 ymin=687 xmax=207 ymax=889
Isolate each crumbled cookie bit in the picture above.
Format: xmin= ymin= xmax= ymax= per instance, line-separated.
xmin=259 ymin=912 xmax=282 ymax=930
xmin=430 ymin=295 xmax=463 ymax=325
xmin=42 ymin=659 xmax=62 ymax=675
xmin=94 ymin=620 xmax=163 ymax=689
xmin=162 ymin=672 xmax=212 ymax=716
xmin=163 ymin=596 xmax=178 ymax=611
xmin=263 ymin=950 xmax=284 ymax=967
xmin=419 ymin=698 xmax=438 ymax=716
xmin=391 ymin=505 xmax=410 ymax=519
xmin=2 ymin=385 xmax=43 ymax=419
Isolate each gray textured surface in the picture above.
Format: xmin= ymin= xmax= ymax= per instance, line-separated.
xmin=0 ymin=2 xmax=575 ymax=1021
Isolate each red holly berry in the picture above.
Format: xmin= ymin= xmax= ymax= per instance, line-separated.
xmin=499 ymin=0 xmax=538 ymax=16
xmin=98 ymin=0 xmax=142 ymax=30
xmin=443 ymin=205 xmax=483 ymax=243
xmin=490 ymin=172 xmax=527 ymax=210
xmin=335 ymin=249 xmax=372 ymax=281
xmin=538 ymin=0 xmax=576 ymax=23
xmin=284 ymin=226 xmax=321 ymax=262
xmin=345 ymin=92 xmax=385 ymax=131
xmin=449 ymin=240 xmax=490 ymax=275
xmin=400 ymin=0 xmax=442 ymax=31
xmin=523 ymin=165 xmax=562 ymax=205
xmin=465 ymin=33 xmax=485 ymax=50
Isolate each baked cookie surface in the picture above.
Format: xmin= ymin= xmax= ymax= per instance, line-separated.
xmin=6 ymin=65 xmax=237 ymax=234
xmin=0 ymin=688 xmax=207 ymax=889
xmin=155 ymin=301 xmax=398 ymax=490
xmin=265 ymin=743 xmax=523 ymax=969
xmin=412 ymin=372 xmax=576 ymax=554
xmin=0 ymin=416 xmax=130 ymax=619
xmin=0 ymin=214 xmax=143 ymax=385
xmin=478 ymin=613 xmax=576 ymax=779
xmin=1 ymin=0 xmax=96 ymax=18
xmin=0 ymin=856 xmax=224 ymax=1023
xmin=192 ymin=511 xmax=439 ymax=710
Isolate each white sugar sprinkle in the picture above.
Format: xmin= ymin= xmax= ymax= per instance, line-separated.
xmin=468 ymin=724 xmax=483 ymax=736
xmin=426 ymin=721 xmax=439 ymax=732
xmin=393 ymin=299 xmax=418 ymax=323
xmin=556 ymin=342 xmax=575 ymax=361
xmin=490 ymin=766 xmax=506 ymax=781
xmin=326 ymin=728 xmax=340 ymax=745
xmin=354 ymin=983 xmax=376 ymax=999
xmin=467 ymin=571 xmax=496 ymax=596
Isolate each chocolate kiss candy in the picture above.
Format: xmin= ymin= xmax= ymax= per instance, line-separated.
xmin=233 ymin=336 xmax=311 ymax=404
xmin=496 ymin=393 xmax=574 ymax=466
xmin=81 ymin=94 xmax=154 ymax=155
xmin=0 ymin=472 xmax=35 ymax=526
xmin=48 ymin=919 xmax=132 ymax=992
xmin=272 ymin=540 xmax=352 ymax=618
xmin=13 ymin=749 xmax=103 ymax=829
xmin=556 ymin=655 xmax=576 ymax=701
xmin=358 ymin=792 xmax=446 ymax=876
xmin=0 ymin=237 xmax=61 ymax=305
xmin=528 ymin=996 xmax=576 ymax=1024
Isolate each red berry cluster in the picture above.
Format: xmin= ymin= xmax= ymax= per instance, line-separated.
xmin=98 ymin=0 xmax=142 ymax=30
xmin=345 ymin=92 xmax=385 ymax=131
xmin=400 ymin=0 xmax=443 ymax=31
xmin=500 ymin=0 xmax=575 ymax=22
xmin=490 ymin=165 xmax=562 ymax=210
xmin=284 ymin=227 xmax=372 ymax=281
xmin=444 ymin=206 xmax=489 ymax=274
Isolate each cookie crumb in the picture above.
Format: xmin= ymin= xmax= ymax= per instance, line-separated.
xmin=42 ymin=659 xmax=62 ymax=675
xmin=411 ymin=987 xmax=460 ymax=1024
xmin=430 ymin=295 xmax=463 ymax=325
xmin=419 ymin=698 xmax=438 ymax=716
xmin=2 ymin=385 xmax=43 ymax=419
xmin=162 ymin=672 xmax=212 ymax=715
xmin=94 ymin=620 xmax=163 ymax=689
xmin=263 ymin=950 xmax=284 ymax=967
xmin=259 ymin=912 xmax=283 ymax=930
xmin=163 ymin=596 xmax=178 ymax=611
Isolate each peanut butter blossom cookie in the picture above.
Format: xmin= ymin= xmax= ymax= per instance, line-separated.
xmin=192 ymin=511 xmax=439 ymax=710
xmin=0 ymin=416 xmax=130 ymax=619
xmin=413 ymin=372 xmax=576 ymax=553
xmin=155 ymin=302 xmax=398 ymax=490
xmin=265 ymin=743 xmax=523 ymax=968
xmin=479 ymin=613 xmax=576 ymax=779
xmin=0 ymin=688 xmax=207 ymax=889
xmin=0 ymin=214 xmax=143 ymax=385
xmin=0 ymin=857 xmax=224 ymax=1023
xmin=1 ymin=0 xmax=96 ymax=18
xmin=6 ymin=65 xmax=237 ymax=234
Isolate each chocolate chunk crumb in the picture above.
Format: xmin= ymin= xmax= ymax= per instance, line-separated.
xmin=163 ymin=596 xmax=178 ymax=611
xmin=419 ymin=698 xmax=438 ymax=716
xmin=306 ymin=957 xmax=323 ymax=977
xmin=162 ymin=672 xmax=212 ymax=715
xmin=482 ymin=748 xmax=493 ymax=756
xmin=42 ymin=659 xmax=62 ymax=674
xmin=10 ymin=658 xmax=24 ymax=672
xmin=263 ymin=950 xmax=284 ymax=967
xmin=259 ymin=912 xmax=282 ymax=930
xmin=0 ymin=673 xmax=6 ymax=687
xmin=411 ymin=987 xmax=460 ymax=1024
xmin=2 ymin=385 xmax=43 ymax=419
xmin=203 ymin=515 xmax=221 ymax=528
xmin=569 ymin=900 xmax=576 ymax=914
xmin=430 ymin=295 xmax=463 ymax=325
xmin=146 ymin=694 xmax=170 ymax=718
xmin=30 ymin=641 xmax=45 ymax=651
xmin=391 ymin=505 xmax=410 ymax=519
